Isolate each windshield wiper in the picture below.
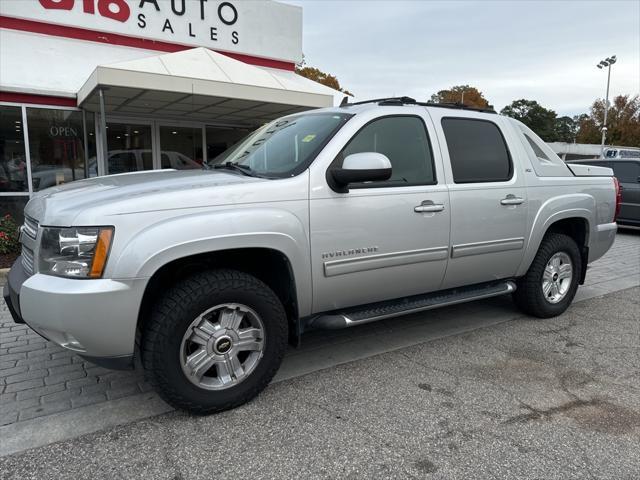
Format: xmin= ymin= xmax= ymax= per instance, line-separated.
xmin=213 ymin=162 xmax=255 ymax=177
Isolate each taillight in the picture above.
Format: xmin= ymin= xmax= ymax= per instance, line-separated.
xmin=613 ymin=176 xmax=622 ymax=222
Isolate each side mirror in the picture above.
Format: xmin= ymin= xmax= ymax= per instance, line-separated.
xmin=329 ymin=152 xmax=392 ymax=193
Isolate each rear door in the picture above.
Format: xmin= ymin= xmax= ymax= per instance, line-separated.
xmin=429 ymin=111 xmax=528 ymax=289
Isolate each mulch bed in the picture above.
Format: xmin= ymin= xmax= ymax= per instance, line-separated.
xmin=0 ymin=251 xmax=19 ymax=269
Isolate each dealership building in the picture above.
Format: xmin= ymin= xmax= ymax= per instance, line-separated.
xmin=0 ymin=0 xmax=337 ymax=220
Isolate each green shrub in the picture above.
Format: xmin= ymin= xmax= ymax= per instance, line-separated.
xmin=0 ymin=214 xmax=20 ymax=254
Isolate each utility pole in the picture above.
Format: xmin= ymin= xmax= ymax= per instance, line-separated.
xmin=596 ymin=55 xmax=617 ymax=158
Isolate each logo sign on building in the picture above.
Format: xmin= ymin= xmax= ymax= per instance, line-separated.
xmin=0 ymin=0 xmax=302 ymax=64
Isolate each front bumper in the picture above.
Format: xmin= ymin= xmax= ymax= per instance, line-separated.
xmin=3 ymin=257 xmax=29 ymax=325
xmin=3 ymin=257 xmax=146 ymax=370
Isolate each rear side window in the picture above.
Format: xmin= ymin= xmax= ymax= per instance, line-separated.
xmin=442 ymin=118 xmax=512 ymax=183
xmin=338 ymin=116 xmax=436 ymax=186
xmin=524 ymin=133 xmax=550 ymax=161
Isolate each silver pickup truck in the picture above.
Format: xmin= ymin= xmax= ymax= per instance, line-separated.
xmin=4 ymin=97 xmax=619 ymax=413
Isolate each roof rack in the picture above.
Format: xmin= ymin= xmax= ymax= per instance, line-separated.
xmin=339 ymin=95 xmax=496 ymax=114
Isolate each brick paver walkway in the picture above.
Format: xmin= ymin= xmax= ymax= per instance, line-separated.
xmin=1 ymin=231 xmax=638 ymax=427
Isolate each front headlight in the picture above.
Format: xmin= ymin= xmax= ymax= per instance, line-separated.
xmin=39 ymin=226 xmax=114 ymax=278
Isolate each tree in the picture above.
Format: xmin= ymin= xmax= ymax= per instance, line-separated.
xmin=576 ymin=95 xmax=640 ymax=147
xmin=429 ymin=85 xmax=490 ymax=109
xmin=295 ymin=57 xmax=353 ymax=96
xmin=574 ymin=113 xmax=599 ymax=144
xmin=553 ymin=116 xmax=577 ymax=143
xmin=500 ymin=99 xmax=557 ymax=142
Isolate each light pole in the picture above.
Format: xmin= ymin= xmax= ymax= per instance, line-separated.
xmin=596 ymin=55 xmax=616 ymax=157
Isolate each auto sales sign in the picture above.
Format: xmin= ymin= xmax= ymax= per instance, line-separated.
xmin=0 ymin=0 xmax=302 ymax=64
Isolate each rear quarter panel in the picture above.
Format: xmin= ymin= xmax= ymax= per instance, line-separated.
xmin=517 ymin=175 xmax=617 ymax=276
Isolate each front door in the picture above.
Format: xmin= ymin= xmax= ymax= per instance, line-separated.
xmin=431 ymin=113 xmax=528 ymax=289
xmin=309 ymin=112 xmax=450 ymax=313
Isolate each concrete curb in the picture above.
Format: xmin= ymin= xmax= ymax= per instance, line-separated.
xmin=1 ymin=276 xmax=637 ymax=458
xmin=0 ymin=392 xmax=173 ymax=457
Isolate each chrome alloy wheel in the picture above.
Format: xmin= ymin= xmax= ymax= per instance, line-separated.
xmin=180 ymin=303 xmax=265 ymax=390
xmin=542 ymin=252 xmax=573 ymax=304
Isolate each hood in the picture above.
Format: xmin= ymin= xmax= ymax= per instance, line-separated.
xmin=25 ymin=169 xmax=268 ymax=225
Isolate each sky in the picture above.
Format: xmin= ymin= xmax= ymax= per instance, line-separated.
xmin=287 ymin=0 xmax=640 ymax=117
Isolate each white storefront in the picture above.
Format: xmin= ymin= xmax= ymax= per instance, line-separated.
xmin=0 ymin=0 xmax=337 ymax=220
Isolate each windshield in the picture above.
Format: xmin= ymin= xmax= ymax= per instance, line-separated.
xmin=207 ymin=112 xmax=352 ymax=178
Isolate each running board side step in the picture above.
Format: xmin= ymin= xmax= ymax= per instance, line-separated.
xmin=310 ymin=281 xmax=517 ymax=330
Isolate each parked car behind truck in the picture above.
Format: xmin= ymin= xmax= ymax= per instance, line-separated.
xmin=4 ymin=97 xmax=619 ymax=414
xmin=567 ymin=157 xmax=640 ymax=227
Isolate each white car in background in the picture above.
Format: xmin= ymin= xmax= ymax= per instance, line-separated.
xmin=31 ymin=150 xmax=202 ymax=189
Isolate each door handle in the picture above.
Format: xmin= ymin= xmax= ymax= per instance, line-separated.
xmin=500 ymin=195 xmax=524 ymax=206
xmin=414 ymin=201 xmax=445 ymax=213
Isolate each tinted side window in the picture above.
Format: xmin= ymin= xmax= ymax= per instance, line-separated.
xmin=442 ymin=118 xmax=512 ymax=183
xmin=612 ymin=162 xmax=640 ymax=183
xmin=339 ymin=116 xmax=435 ymax=186
xmin=109 ymin=152 xmax=137 ymax=174
xmin=161 ymin=153 xmax=171 ymax=169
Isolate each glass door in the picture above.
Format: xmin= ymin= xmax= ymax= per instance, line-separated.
xmin=206 ymin=125 xmax=252 ymax=163
xmin=105 ymin=120 xmax=154 ymax=175
xmin=157 ymin=123 xmax=205 ymax=170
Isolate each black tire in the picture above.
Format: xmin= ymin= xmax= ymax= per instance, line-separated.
xmin=142 ymin=269 xmax=288 ymax=414
xmin=513 ymin=233 xmax=581 ymax=318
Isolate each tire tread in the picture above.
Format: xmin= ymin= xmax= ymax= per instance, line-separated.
xmin=514 ymin=233 xmax=581 ymax=318
xmin=142 ymin=269 xmax=287 ymax=414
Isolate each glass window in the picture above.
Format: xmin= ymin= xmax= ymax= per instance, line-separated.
xmin=0 ymin=105 xmax=28 ymax=192
xmin=442 ymin=118 xmax=512 ymax=183
xmin=27 ymin=108 xmax=87 ymax=191
xmin=612 ymin=162 xmax=640 ymax=183
xmin=337 ymin=116 xmax=435 ymax=187
xmin=141 ymin=151 xmax=153 ymax=168
xmin=159 ymin=126 xmax=203 ymax=170
xmin=108 ymin=151 xmax=139 ymax=174
xmin=106 ymin=123 xmax=153 ymax=174
xmin=209 ymin=113 xmax=352 ymax=178
xmin=524 ymin=133 xmax=550 ymax=161
xmin=206 ymin=126 xmax=251 ymax=162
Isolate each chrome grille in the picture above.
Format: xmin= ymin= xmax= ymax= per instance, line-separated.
xmin=23 ymin=216 xmax=39 ymax=240
xmin=22 ymin=245 xmax=35 ymax=276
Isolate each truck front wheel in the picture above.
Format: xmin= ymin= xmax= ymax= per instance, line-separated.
xmin=514 ymin=233 xmax=581 ymax=318
xmin=142 ymin=269 xmax=288 ymax=414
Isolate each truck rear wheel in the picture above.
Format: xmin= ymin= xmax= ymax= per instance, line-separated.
xmin=142 ymin=269 xmax=288 ymax=414
xmin=514 ymin=233 xmax=581 ymax=318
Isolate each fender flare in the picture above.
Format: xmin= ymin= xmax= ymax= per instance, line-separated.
xmin=516 ymin=194 xmax=595 ymax=277
xmin=112 ymin=207 xmax=313 ymax=316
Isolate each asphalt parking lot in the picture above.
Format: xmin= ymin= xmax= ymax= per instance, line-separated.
xmin=1 ymin=285 xmax=638 ymax=479
xmin=0 ymin=231 xmax=638 ymax=478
